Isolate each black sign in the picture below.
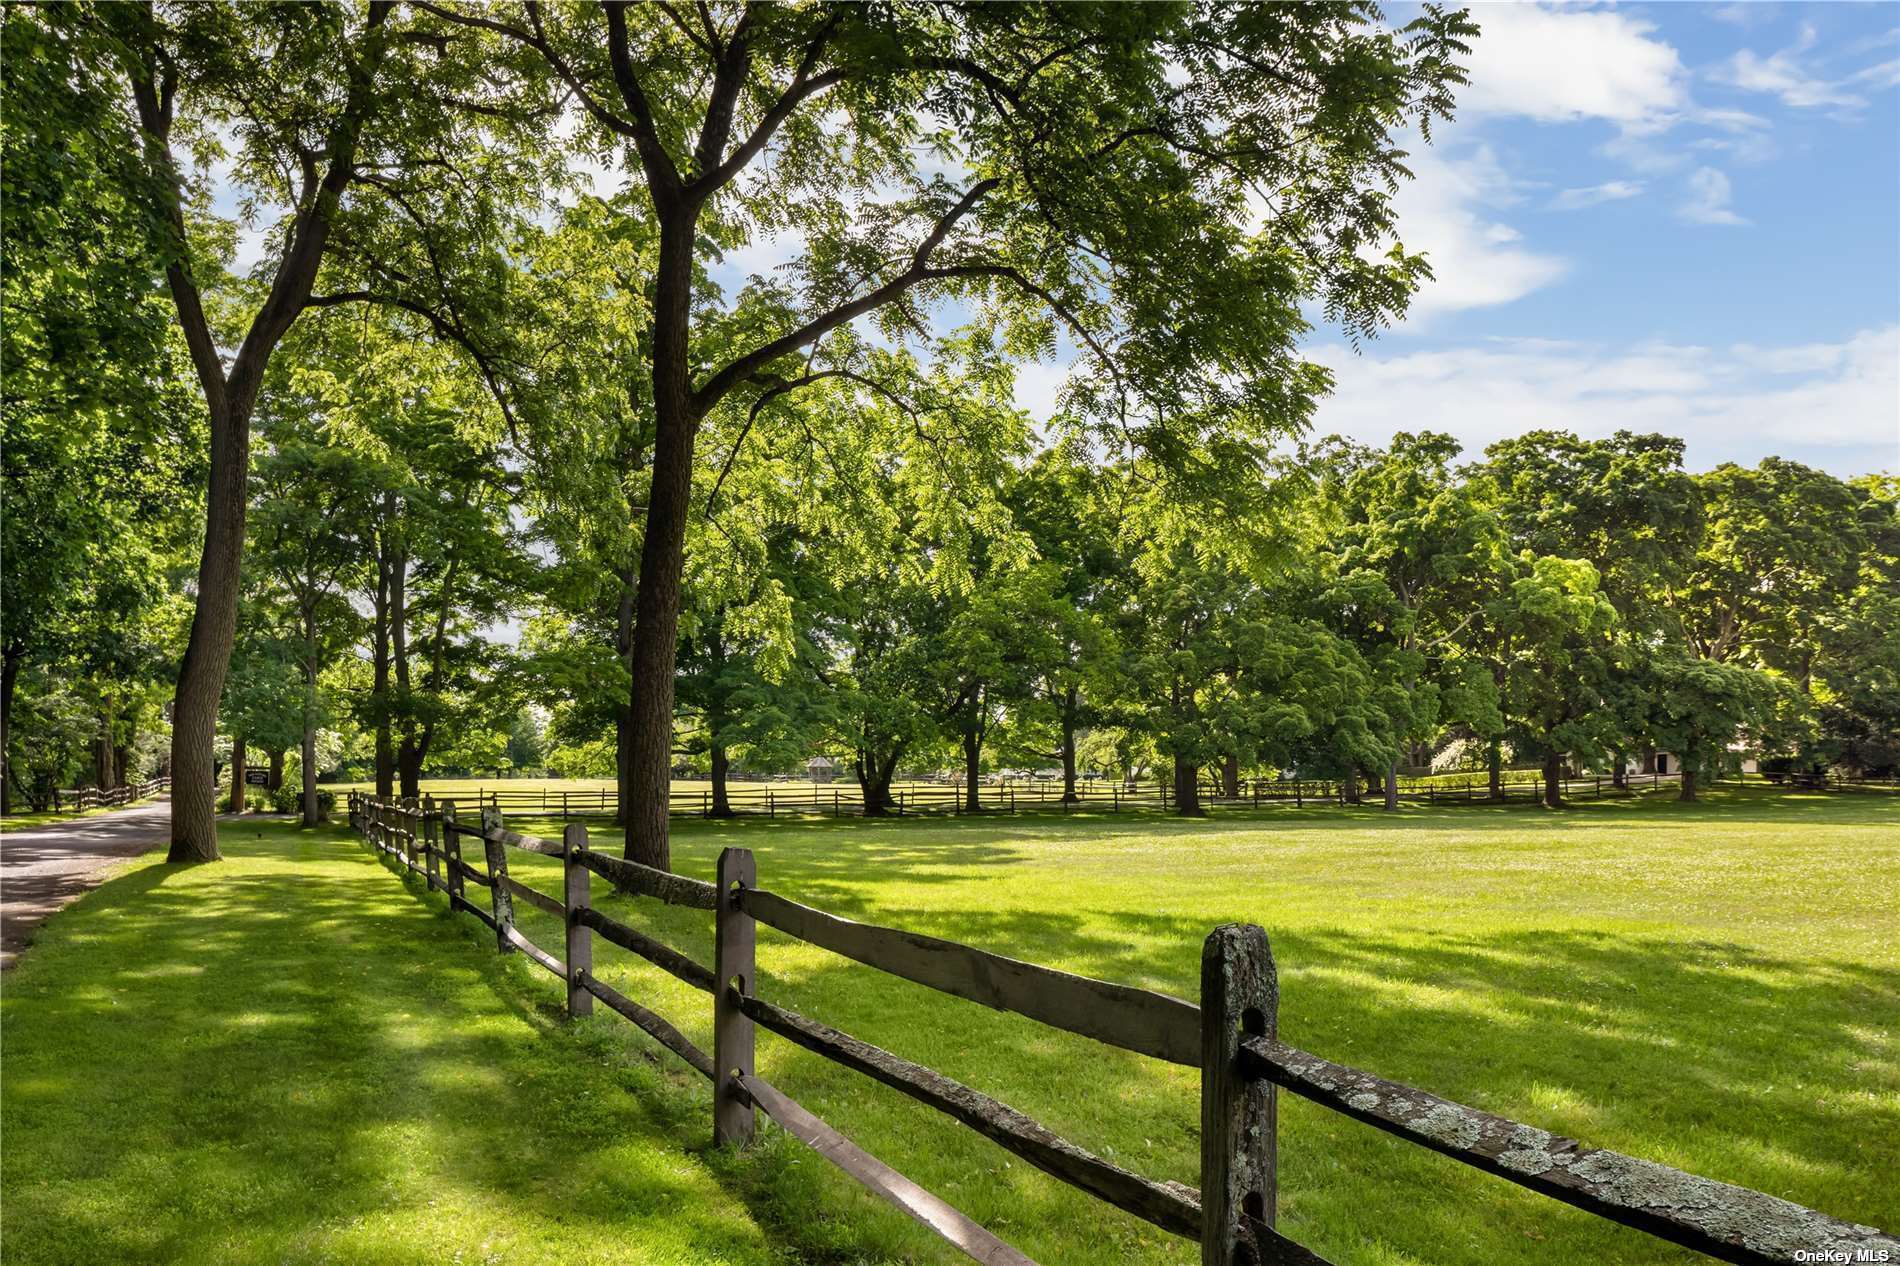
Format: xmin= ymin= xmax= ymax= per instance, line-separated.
xmin=245 ymin=769 xmax=269 ymax=786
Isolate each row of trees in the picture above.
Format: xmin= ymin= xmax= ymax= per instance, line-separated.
xmin=5 ymin=5 xmax=1893 ymax=870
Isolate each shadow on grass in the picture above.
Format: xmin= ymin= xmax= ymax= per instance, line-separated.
xmin=13 ymin=800 xmax=1891 ymax=1266
xmin=490 ymin=802 xmax=1897 ymax=1265
xmin=0 ymin=829 xmax=916 ymax=1266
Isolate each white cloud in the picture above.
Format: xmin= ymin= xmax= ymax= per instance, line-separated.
xmin=1385 ymin=141 xmax=1569 ymax=325
xmin=1549 ymin=180 xmax=1644 ymax=211
xmin=1678 ymin=167 xmax=1747 ymax=226
xmin=1713 ymin=23 xmax=1893 ymax=110
xmin=1459 ymin=5 xmax=1687 ymax=127
xmin=1852 ymin=57 xmax=1900 ymax=90
xmin=1306 ymin=326 xmax=1900 ymax=476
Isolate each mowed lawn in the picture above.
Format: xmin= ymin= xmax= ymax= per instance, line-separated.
xmin=4 ymin=789 xmax=1895 ymax=1265
xmin=0 ymin=820 xmax=898 ymax=1266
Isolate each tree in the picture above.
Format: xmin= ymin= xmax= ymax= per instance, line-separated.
xmin=1683 ymin=459 xmax=1865 ymax=683
xmin=221 ymin=608 xmax=305 ymax=812
xmin=249 ymin=398 xmax=371 ymax=827
xmin=92 ymin=0 xmax=553 ymax=858
xmin=1482 ymin=431 xmax=1699 ymax=628
xmin=1318 ymin=432 xmax=1505 ymax=809
xmin=83 ymin=2 xmax=393 ymax=856
xmin=1489 ymin=555 xmax=1619 ymax=808
xmin=1479 ymin=431 xmax=1699 ymax=786
xmin=1811 ymin=476 xmax=1900 ymax=775
xmin=410 ymin=0 xmax=1475 ymax=868
xmin=1114 ymin=506 xmax=1386 ymax=817
xmin=1635 ymin=650 xmax=1784 ymax=801
xmin=1005 ymin=454 xmax=1123 ymax=803
xmin=0 ymin=7 xmax=201 ymax=813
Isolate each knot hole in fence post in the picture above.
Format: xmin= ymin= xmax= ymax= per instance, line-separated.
xmin=714 ymin=847 xmax=757 ymax=1149
xmin=1201 ymin=923 xmax=1278 ymax=1266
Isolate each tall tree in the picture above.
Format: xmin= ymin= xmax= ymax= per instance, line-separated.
xmin=0 ymin=7 xmax=199 ymax=813
xmin=1489 ymin=555 xmax=1619 ymax=808
xmin=411 ymin=0 xmax=1475 ymax=868
xmin=1318 ymin=432 xmax=1506 ymax=809
xmin=99 ymin=2 xmax=400 ymax=859
xmin=96 ymin=0 xmax=552 ymax=857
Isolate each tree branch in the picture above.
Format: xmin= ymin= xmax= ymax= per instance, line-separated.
xmin=601 ymin=0 xmax=684 ymax=203
xmin=691 ymin=178 xmax=998 ymax=410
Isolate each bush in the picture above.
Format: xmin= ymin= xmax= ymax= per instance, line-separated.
xmin=270 ymin=785 xmax=335 ymax=820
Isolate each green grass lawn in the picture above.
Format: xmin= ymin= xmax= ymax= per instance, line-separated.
xmin=4 ymin=789 xmax=1894 ymax=1265
xmin=493 ymin=785 xmax=1898 ymax=1266
xmin=0 ymin=819 xmax=912 ymax=1266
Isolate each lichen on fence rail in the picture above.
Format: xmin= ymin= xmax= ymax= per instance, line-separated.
xmin=1239 ymin=1034 xmax=1900 ymax=1266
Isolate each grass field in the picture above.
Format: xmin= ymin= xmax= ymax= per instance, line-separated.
xmin=4 ymin=787 xmax=1894 ymax=1264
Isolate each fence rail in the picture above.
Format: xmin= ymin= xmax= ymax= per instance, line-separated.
xmin=51 ymin=776 xmax=171 ymax=813
xmin=423 ymin=770 xmax=1705 ymax=823
xmin=345 ymin=792 xmax=1894 ymax=1266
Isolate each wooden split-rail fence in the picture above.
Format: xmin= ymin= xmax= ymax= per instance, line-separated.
xmin=51 ymin=776 xmax=171 ymax=813
xmin=347 ymin=791 xmax=1894 ymax=1266
xmin=451 ymin=770 xmax=1690 ymax=823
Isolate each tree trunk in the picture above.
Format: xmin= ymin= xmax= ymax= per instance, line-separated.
xmin=963 ymin=725 xmax=982 ymax=812
xmin=94 ymin=718 xmax=111 ymax=790
xmin=1060 ymin=692 xmax=1079 ymax=804
xmin=228 ymin=737 xmax=247 ymax=813
xmin=372 ymin=509 xmax=395 ymax=800
xmin=1488 ymin=738 xmax=1503 ymax=801
xmin=1542 ymin=752 xmax=1563 ymax=809
xmin=114 ymin=741 xmax=131 ymax=788
xmin=1679 ymin=767 xmax=1698 ymax=802
xmin=393 ymin=535 xmax=420 ymax=800
xmin=622 ymin=216 xmax=698 ymax=871
xmin=0 ymin=645 xmax=18 ymax=816
xmin=1221 ymin=753 xmax=1239 ymax=800
xmin=856 ymin=748 xmax=899 ymax=816
xmin=167 ymin=391 xmax=253 ymax=861
xmin=268 ymin=748 xmax=285 ymax=791
xmin=1384 ymin=756 xmax=1400 ymax=812
xmin=397 ymin=744 xmax=423 ymax=802
xmin=301 ymin=612 xmax=321 ymax=827
xmin=709 ymin=744 xmax=733 ymax=818
xmin=1612 ymin=748 xmax=1628 ymax=791
xmin=614 ymin=573 xmax=635 ymax=827
xmin=1172 ymin=759 xmax=1203 ymax=816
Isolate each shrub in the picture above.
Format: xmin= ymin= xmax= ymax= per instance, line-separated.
xmin=270 ymin=785 xmax=335 ymax=820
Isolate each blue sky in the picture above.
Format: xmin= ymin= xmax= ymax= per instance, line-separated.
xmin=219 ymin=3 xmax=1897 ymax=476
xmin=1298 ymin=1 xmax=1899 ymax=476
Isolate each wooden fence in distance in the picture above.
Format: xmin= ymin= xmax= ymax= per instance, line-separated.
xmin=346 ymin=792 xmax=1895 ymax=1266
xmin=450 ymin=770 xmax=1690 ymax=823
xmin=51 ymin=776 xmax=171 ymax=813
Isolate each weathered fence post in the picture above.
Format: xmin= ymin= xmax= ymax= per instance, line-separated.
xmin=1201 ymin=923 xmax=1278 ymax=1266
xmin=422 ymin=795 xmax=441 ymax=891
xmin=401 ymin=796 xmax=419 ymax=870
xmin=563 ymin=821 xmax=593 ymax=1018
xmin=441 ymin=800 xmax=468 ymax=914
xmin=481 ymin=804 xmax=515 ymax=954
xmin=714 ymin=846 xmax=757 ymax=1148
